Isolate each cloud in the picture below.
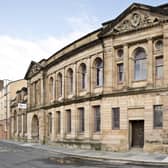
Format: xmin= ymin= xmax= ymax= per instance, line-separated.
xmin=0 ymin=16 xmax=99 ymax=81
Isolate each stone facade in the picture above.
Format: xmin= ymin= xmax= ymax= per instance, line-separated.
xmin=24 ymin=3 xmax=168 ymax=152
xmin=0 ymin=79 xmax=27 ymax=139
xmin=10 ymin=87 xmax=27 ymax=141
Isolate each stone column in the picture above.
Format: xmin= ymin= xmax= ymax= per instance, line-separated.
xmin=124 ymin=44 xmax=129 ymax=88
xmin=84 ymin=102 xmax=92 ymax=139
xmin=147 ymin=38 xmax=153 ymax=88
xmin=112 ymin=46 xmax=116 ymax=90
xmin=103 ymin=37 xmax=113 ymax=93
xmin=163 ymin=24 xmax=168 ymax=86
xmin=71 ymin=104 xmax=77 ymax=138
xmin=60 ymin=106 xmax=65 ymax=140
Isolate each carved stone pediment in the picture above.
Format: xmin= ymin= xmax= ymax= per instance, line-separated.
xmin=25 ymin=61 xmax=43 ymax=79
xmin=100 ymin=8 xmax=167 ymax=37
xmin=114 ymin=11 xmax=162 ymax=33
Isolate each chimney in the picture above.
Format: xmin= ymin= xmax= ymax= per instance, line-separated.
xmin=0 ymin=80 xmax=4 ymax=90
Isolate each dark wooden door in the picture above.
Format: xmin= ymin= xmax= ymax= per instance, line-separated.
xmin=132 ymin=120 xmax=144 ymax=148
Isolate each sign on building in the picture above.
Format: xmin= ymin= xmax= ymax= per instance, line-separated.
xmin=18 ymin=103 xmax=27 ymax=109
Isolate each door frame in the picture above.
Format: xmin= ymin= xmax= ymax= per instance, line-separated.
xmin=129 ymin=120 xmax=144 ymax=149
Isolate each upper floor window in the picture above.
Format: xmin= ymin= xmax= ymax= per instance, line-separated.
xmin=117 ymin=48 xmax=124 ymax=58
xmin=155 ymin=56 xmax=163 ymax=79
xmin=117 ymin=63 xmax=124 ymax=83
xmin=67 ymin=68 xmax=73 ymax=95
xmin=134 ymin=47 xmax=147 ymax=81
xmin=79 ymin=63 xmax=87 ymax=90
xmin=57 ymin=73 xmax=63 ymax=97
xmin=49 ymin=77 xmax=54 ymax=101
xmin=94 ymin=58 xmax=103 ymax=87
xmin=155 ymin=40 xmax=163 ymax=50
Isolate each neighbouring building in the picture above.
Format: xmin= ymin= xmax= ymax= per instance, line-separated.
xmin=24 ymin=3 xmax=168 ymax=152
xmin=10 ymin=87 xmax=27 ymax=141
xmin=0 ymin=79 xmax=27 ymax=139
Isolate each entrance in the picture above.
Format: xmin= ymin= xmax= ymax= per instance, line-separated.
xmin=131 ymin=120 xmax=144 ymax=148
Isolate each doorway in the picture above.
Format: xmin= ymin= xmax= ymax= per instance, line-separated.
xmin=131 ymin=120 xmax=144 ymax=148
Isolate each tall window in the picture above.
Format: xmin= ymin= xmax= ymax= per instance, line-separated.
xmin=35 ymin=80 xmax=41 ymax=105
xmin=66 ymin=110 xmax=71 ymax=133
xmin=117 ymin=63 xmax=124 ymax=82
xmin=49 ymin=77 xmax=54 ymax=100
xmin=112 ymin=108 xmax=120 ymax=129
xmin=155 ymin=56 xmax=163 ymax=79
xmin=57 ymin=73 xmax=63 ymax=97
xmin=67 ymin=68 xmax=73 ymax=95
xmin=14 ymin=111 xmax=17 ymax=133
xmin=94 ymin=58 xmax=103 ymax=87
xmin=78 ymin=108 xmax=85 ymax=133
xmin=56 ymin=111 xmax=61 ymax=134
xmin=154 ymin=105 xmax=163 ymax=128
xmin=79 ymin=63 xmax=87 ymax=90
xmin=48 ymin=113 xmax=52 ymax=135
xmin=93 ymin=106 xmax=101 ymax=132
xmin=134 ymin=48 xmax=147 ymax=81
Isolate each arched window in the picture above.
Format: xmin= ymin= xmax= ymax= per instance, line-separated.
xmin=31 ymin=115 xmax=39 ymax=139
xmin=48 ymin=113 xmax=52 ymax=135
xmin=134 ymin=47 xmax=147 ymax=81
xmin=94 ymin=58 xmax=103 ymax=86
xmin=79 ymin=63 xmax=87 ymax=90
xmin=67 ymin=68 xmax=73 ymax=95
xmin=49 ymin=77 xmax=54 ymax=100
xmin=57 ymin=73 xmax=62 ymax=97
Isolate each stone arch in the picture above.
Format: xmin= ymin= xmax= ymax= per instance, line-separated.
xmin=93 ymin=57 xmax=103 ymax=87
xmin=31 ymin=115 xmax=39 ymax=140
xmin=78 ymin=63 xmax=87 ymax=90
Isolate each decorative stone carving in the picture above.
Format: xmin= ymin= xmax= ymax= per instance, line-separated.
xmin=114 ymin=12 xmax=161 ymax=33
xmin=131 ymin=13 xmax=141 ymax=27
xmin=28 ymin=63 xmax=41 ymax=78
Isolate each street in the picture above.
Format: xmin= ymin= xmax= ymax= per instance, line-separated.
xmin=0 ymin=141 xmax=167 ymax=168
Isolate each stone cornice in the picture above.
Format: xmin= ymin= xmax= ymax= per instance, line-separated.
xmin=27 ymin=87 xmax=168 ymax=113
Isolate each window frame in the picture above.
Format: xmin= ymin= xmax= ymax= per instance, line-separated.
xmin=78 ymin=107 xmax=85 ymax=133
xmin=134 ymin=48 xmax=147 ymax=81
xmin=66 ymin=109 xmax=71 ymax=133
xmin=112 ymin=107 xmax=120 ymax=130
xmin=155 ymin=56 xmax=163 ymax=80
xmin=117 ymin=63 xmax=124 ymax=83
xmin=153 ymin=105 xmax=163 ymax=129
xmin=93 ymin=106 xmax=101 ymax=132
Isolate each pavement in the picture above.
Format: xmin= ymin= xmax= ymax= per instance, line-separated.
xmin=2 ymin=140 xmax=168 ymax=166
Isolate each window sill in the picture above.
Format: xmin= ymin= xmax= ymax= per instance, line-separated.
xmin=153 ymin=127 xmax=163 ymax=129
xmin=132 ymin=79 xmax=147 ymax=83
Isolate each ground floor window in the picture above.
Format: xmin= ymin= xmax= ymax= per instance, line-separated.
xmin=78 ymin=108 xmax=85 ymax=133
xmin=153 ymin=105 xmax=163 ymax=128
xmin=93 ymin=106 xmax=101 ymax=132
xmin=56 ymin=111 xmax=61 ymax=134
xmin=66 ymin=110 xmax=71 ymax=133
xmin=112 ymin=107 xmax=120 ymax=129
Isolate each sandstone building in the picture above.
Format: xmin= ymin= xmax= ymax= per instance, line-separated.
xmin=24 ymin=3 xmax=168 ymax=152
xmin=0 ymin=79 xmax=27 ymax=139
xmin=10 ymin=86 xmax=27 ymax=141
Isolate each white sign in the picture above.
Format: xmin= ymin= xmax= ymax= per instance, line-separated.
xmin=18 ymin=103 xmax=27 ymax=109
